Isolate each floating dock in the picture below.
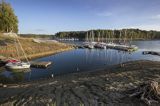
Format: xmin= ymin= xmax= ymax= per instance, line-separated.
xmin=31 ymin=61 xmax=52 ymax=68
xmin=76 ymin=43 xmax=138 ymax=52
xmin=108 ymin=45 xmax=138 ymax=52
xmin=142 ymin=51 xmax=160 ymax=56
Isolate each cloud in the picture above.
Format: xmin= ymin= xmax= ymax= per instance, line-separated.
xmin=96 ymin=11 xmax=113 ymax=17
xmin=129 ymin=25 xmax=160 ymax=31
xmin=150 ymin=14 xmax=160 ymax=20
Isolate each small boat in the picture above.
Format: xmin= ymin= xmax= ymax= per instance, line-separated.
xmin=5 ymin=62 xmax=30 ymax=70
xmin=83 ymin=41 xmax=95 ymax=49
xmin=5 ymin=33 xmax=31 ymax=70
xmin=94 ymin=43 xmax=106 ymax=49
xmin=88 ymin=44 xmax=94 ymax=49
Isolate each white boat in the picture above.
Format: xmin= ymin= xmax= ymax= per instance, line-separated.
xmin=83 ymin=42 xmax=94 ymax=49
xmin=88 ymin=44 xmax=94 ymax=49
xmin=5 ymin=33 xmax=31 ymax=70
xmin=6 ymin=62 xmax=30 ymax=70
xmin=83 ymin=31 xmax=95 ymax=49
xmin=94 ymin=43 xmax=106 ymax=49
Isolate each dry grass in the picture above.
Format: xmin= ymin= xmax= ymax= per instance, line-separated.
xmin=0 ymin=34 xmax=73 ymax=60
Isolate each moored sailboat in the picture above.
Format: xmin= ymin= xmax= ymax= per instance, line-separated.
xmin=5 ymin=33 xmax=31 ymax=70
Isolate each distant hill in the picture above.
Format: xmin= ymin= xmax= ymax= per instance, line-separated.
xmin=55 ymin=29 xmax=160 ymax=40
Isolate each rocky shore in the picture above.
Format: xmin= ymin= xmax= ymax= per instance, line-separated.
xmin=0 ymin=60 xmax=160 ymax=106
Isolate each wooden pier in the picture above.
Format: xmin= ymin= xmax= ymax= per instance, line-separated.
xmin=31 ymin=61 xmax=52 ymax=68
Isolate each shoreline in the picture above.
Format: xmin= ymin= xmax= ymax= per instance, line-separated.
xmin=3 ymin=60 xmax=160 ymax=86
xmin=0 ymin=60 xmax=160 ymax=105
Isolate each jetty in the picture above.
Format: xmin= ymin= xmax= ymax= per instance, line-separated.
xmin=76 ymin=42 xmax=138 ymax=52
xmin=31 ymin=61 xmax=52 ymax=68
xmin=107 ymin=44 xmax=138 ymax=52
xmin=142 ymin=51 xmax=160 ymax=56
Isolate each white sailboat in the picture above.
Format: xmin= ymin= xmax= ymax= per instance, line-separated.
xmin=84 ymin=31 xmax=95 ymax=49
xmin=112 ymin=30 xmax=138 ymax=51
xmin=94 ymin=31 xmax=106 ymax=49
xmin=5 ymin=33 xmax=30 ymax=70
xmin=6 ymin=62 xmax=30 ymax=70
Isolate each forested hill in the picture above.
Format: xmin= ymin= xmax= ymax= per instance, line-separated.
xmin=55 ymin=29 xmax=160 ymax=40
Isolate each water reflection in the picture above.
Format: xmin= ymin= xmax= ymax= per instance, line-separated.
xmin=0 ymin=68 xmax=31 ymax=83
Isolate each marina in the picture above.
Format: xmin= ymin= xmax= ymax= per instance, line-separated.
xmin=74 ymin=29 xmax=139 ymax=52
xmin=0 ymin=0 xmax=160 ymax=105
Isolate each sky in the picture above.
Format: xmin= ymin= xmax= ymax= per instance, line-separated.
xmin=5 ymin=0 xmax=160 ymax=34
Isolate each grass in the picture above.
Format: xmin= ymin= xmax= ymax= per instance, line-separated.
xmin=0 ymin=33 xmax=74 ymax=60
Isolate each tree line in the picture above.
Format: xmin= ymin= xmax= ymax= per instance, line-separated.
xmin=0 ymin=0 xmax=18 ymax=33
xmin=55 ymin=29 xmax=160 ymax=40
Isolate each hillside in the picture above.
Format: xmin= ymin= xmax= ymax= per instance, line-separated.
xmin=0 ymin=33 xmax=73 ymax=60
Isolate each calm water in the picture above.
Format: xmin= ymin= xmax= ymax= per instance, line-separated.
xmin=1 ymin=40 xmax=160 ymax=81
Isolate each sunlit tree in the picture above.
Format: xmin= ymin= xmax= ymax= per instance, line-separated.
xmin=0 ymin=0 xmax=18 ymax=33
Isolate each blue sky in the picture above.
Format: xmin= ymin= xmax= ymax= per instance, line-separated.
xmin=6 ymin=0 xmax=160 ymax=34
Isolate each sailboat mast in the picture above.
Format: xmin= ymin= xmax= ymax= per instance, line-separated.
xmin=16 ymin=36 xmax=30 ymax=63
xmin=92 ymin=30 xmax=94 ymax=42
xmin=98 ymin=31 xmax=100 ymax=42
xmin=112 ymin=30 xmax=114 ymax=43
xmin=119 ymin=30 xmax=122 ymax=43
xmin=86 ymin=32 xmax=88 ymax=42
xmin=14 ymin=35 xmax=20 ymax=60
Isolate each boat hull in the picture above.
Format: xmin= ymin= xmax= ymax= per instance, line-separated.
xmin=5 ymin=62 xmax=30 ymax=70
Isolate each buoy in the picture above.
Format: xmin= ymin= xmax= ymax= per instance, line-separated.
xmin=77 ymin=67 xmax=79 ymax=71
xmin=51 ymin=74 xmax=54 ymax=78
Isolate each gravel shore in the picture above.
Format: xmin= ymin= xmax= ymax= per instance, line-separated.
xmin=0 ymin=60 xmax=160 ymax=106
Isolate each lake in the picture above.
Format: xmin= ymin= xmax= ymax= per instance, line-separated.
xmin=1 ymin=40 xmax=160 ymax=82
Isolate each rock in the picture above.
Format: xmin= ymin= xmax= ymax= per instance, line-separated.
xmin=3 ymin=85 xmax=7 ymax=88
xmin=109 ymin=86 xmax=114 ymax=90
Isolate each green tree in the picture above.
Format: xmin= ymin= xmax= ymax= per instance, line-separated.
xmin=0 ymin=0 xmax=18 ymax=33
